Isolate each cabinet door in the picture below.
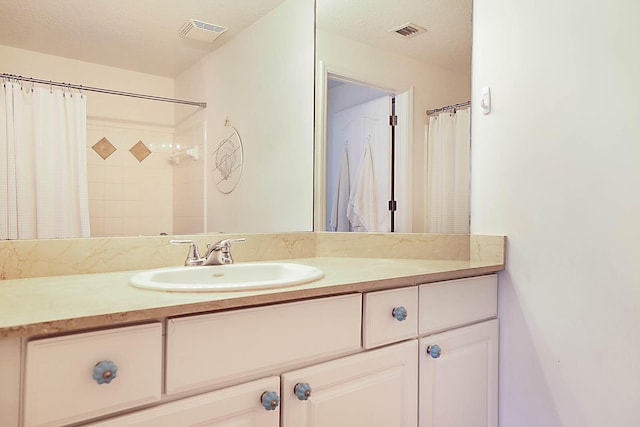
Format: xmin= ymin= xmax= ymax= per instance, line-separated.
xmin=281 ymin=340 xmax=418 ymax=427
xmin=86 ymin=376 xmax=280 ymax=427
xmin=419 ymin=319 xmax=498 ymax=427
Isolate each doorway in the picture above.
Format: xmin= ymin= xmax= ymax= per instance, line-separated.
xmin=321 ymin=75 xmax=412 ymax=232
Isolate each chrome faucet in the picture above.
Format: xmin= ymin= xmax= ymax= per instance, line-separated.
xmin=169 ymin=238 xmax=246 ymax=266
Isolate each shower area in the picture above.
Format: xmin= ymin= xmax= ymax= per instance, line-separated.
xmin=0 ymin=73 xmax=207 ymax=240
xmin=424 ymin=102 xmax=471 ymax=234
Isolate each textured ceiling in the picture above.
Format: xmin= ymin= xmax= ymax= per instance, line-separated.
xmin=0 ymin=0 xmax=471 ymax=78
xmin=317 ymin=0 xmax=472 ymax=73
xmin=0 ymin=0 xmax=285 ymax=77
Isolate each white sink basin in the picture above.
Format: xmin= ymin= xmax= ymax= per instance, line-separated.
xmin=129 ymin=262 xmax=324 ymax=292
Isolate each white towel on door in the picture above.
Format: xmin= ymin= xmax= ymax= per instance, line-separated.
xmin=329 ymin=146 xmax=351 ymax=231
xmin=347 ymin=144 xmax=378 ymax=232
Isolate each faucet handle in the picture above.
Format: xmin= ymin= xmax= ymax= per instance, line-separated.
xmin=169 ymin=239 xmax=202 ymax=266
xmin=227 ymin=238 xmax=247 ymax=246
xmin=208 ymin=238 xmax=246 ymax=251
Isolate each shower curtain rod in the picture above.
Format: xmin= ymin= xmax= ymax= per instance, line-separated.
xmin=1 ymin=73 xmax=207 ymax=108
xmin=426 ymin=100 xmax=470 ymax=116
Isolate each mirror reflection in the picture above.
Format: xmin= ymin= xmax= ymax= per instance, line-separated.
xmin=1 ymin=0 xmax=472 ymax=241
xmin=315 ymin=0 xmax=472 ymax=233
xmin=0 ymin=0 xmax=314 ymax=240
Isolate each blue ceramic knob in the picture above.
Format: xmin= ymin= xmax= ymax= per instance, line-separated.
xmin=427 ymin=344 xmax=442 ymax=359
xmin=392 ymin=306 xmax=408 ymax=322
xmin=260 ymin=391 xmax=280 ymax=411
xmin=294 ymin=383 xmax=312 ymax=401
xmin=93 ymin=360 xmax=118 ymax=384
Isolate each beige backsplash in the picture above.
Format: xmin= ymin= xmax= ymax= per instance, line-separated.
xmin=315 ymin=233 xmax=471 ymax=260
xmin=0 ymin=233 xmax=505 ymax=280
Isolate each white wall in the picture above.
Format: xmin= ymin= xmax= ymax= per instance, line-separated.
xmin=175 ymin=0 xmax=315 ymax=233
xmin=471 ymin=1 xmax=640 ymax=426
xmin=317 ymin=31 xmax=470 ymax=232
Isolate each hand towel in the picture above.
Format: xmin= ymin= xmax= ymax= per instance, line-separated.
xmin=347 ymin=144 xmax=378 ymax=232
xmin=329 ymin=146 xmax=351 ymax=231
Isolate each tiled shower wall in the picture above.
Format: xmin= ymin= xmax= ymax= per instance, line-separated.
xmin=172 ymin=118 xmax=206 ymax=235
xmin=87 ymin=121 xmax=174 ymax=237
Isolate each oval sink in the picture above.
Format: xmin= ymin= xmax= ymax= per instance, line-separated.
xmin=129 ymin=262 xmax=324 ymax=292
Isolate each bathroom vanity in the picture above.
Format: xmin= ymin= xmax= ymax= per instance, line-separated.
xmin=0 ymin=233 xmax=504 ymax=427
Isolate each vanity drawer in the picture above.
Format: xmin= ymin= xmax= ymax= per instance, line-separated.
xmin=24 ymin=323 xmax=162 ymax=427
xmin=419 ymin=274 xmax=497 ymax=335
xmin=363 ymin=286 xmax=418 ymax=348
xmin=85 ymin=376 xmax=280 ymax=427
xmin=166 ymin=294 xmax=362 ymax=395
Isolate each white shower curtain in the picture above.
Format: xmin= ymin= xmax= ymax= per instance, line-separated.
xmin=425 ymin=108 xmax=470 ymax=233
xmin=0 ymin=82 xmax=90 ymax=239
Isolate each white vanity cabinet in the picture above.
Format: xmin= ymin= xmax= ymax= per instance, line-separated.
xmin=11 ymin=273 xmax=500 ymax=427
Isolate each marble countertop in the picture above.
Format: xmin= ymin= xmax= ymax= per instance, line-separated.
xmin=0 ymin=256 xmax=503 ymax=339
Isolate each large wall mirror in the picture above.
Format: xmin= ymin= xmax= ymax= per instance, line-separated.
xmin=315 ymin=0 xmax=472 ymax=234
xmin=1 ymin=0 xmax=471 ymax=241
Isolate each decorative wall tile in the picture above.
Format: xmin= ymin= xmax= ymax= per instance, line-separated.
xmin=129 ymin=140 xmax=152 ymax=162
xmin=92 ymin=137 xmax=117 ymax=160
xmin=86 ymin=122 xmax=174 ymax=238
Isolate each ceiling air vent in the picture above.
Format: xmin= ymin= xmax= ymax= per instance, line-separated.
xmin=390 ymin=22 xmax=427 ymax=38
xmin=180 ymin=19 xmax=227 ymax=43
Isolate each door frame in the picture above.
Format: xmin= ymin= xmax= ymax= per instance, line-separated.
xmin=314 ymin=60 xmax=413 ymax=232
